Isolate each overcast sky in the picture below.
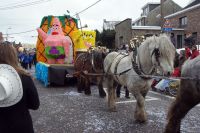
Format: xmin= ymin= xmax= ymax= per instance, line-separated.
xmin=0 ymin=0 xmax=191 ymax=44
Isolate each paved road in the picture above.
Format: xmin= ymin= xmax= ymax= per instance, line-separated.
xmin=29 ymin=69 xmax=200 ymax=133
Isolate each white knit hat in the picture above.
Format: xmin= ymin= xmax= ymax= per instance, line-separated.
xmin=0 ymin=64 xmax=23 ymax=107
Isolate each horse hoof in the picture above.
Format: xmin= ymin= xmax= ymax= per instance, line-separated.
xmin=134 ymin=113 xmax=147 ymax=123
xmin=85 ymin=93 xmax=91 ymax=96
xmin=109 ymin=107 xmax=117 ymax=112
xmin=135 ymin=119 xmax=147 ymax=123
xmin=135 ymin=117 xmax=147 ymax=123
xmin=78 ymin=90 xmax=83 ymax=93
xmin=100 ymin=94 xmax=106 ymax=98
xmin=84 ymin=91 xmax=91 ymax=95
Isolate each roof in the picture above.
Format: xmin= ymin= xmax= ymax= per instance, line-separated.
xmin=115 ymin=18 xmax=132 ymax=27
xmin=141 ymin=2 xmax=160 ymax=9
xmin=132 ymin=15 xmax=147 ymax=24
xmin=132 ymin=26 xmax=161 ymax=30
xmin=132 ymin=26 xmax=184 ymax=31
xmin=165 ymin=3 xmax=200 ymax=18
xmin=103 ymin=19 xmax=121 ymax=30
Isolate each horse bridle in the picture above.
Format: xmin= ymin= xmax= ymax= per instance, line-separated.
xmin=151 ymin=48 xmax=161 ymax=66
xmin=136 ymin=47 xmax=161 ymax=76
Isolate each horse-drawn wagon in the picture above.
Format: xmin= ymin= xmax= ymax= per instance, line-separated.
xmin=35 ymin=15 xmax=96 ymax=86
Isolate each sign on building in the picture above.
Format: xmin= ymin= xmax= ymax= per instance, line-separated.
xmin=162 ymin=19 xmax=172 ymax=32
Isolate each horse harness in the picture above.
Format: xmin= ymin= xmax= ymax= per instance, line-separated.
xmin=105 ymin=52 xmax=146 ymax=82
xmin=136 ymin=46 xmax=161 ymax=77
xmin=94 ymin=47 xmax=161 ymax=80
xmin=90 ymin=50 xmax=98 ymax=72
xmin=90 ymin=50 xmax=103 ymax=73
xmin=112 ymin=53 xmax=129 ymax=82
xmin=151 ymin=48 xmax=161 ymax=66
xmin=112 ymin=47 xmax=161 ymax=80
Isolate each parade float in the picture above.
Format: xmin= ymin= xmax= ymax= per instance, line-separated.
xmin=35 ymin=15 xmax=96 ymax=86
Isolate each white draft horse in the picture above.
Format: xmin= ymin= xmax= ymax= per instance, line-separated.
xmin=103 ymin=34 xmax=176 ymax=122
xmin=165 ymin=56 xmax=200 ymax=133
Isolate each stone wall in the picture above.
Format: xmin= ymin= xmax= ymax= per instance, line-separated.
xmin=115 ymin=19 xmax=132 ymax=49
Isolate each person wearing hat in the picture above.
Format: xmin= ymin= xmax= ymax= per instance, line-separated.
xmin=184 ymin=32 xmax=199 ymax=59
xmin=0 ymin=42 xmax=40 ymax=133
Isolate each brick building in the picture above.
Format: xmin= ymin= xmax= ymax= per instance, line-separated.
xmin=115 ymin=0 xmax=182 ymax=49
xmin=133 ymin=1 xmax=181 ymax=26
xmin=165 ymin=0 xmax=200 ymax=48
xmin=115 ymin=18 xmax=132 ymax=49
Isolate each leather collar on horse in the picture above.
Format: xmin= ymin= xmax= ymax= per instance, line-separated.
xmin=90 ymin=49 xmax=105 ymax=73
xmin=136 ymin=47 xmax=161 ymax=78
xmin=105 ymin=46 xmax=161 ymax=80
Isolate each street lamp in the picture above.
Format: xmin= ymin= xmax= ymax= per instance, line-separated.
xmin=6 ymin=27 xmax=12 ymax=41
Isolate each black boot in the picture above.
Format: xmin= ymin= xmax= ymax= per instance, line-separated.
xmin=116 ymin=84 xmax=121 ymax=98
xmin=125 ymin=87 xmax=130 ymax=99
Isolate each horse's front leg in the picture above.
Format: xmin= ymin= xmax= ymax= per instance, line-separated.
xmin=77 ymin=76 xmax=84 ymax=93
xmin=133 ymin=91 xmax=147 ymax=123
xmin=105 ymin=75 xmax=117 ymax=112
xmin=84 ymin=76 xmax=91 ymax=95
xmin=97 ymin=76 xmax=106 ymax=98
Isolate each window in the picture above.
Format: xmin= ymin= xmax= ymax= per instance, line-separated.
xmin=192 ymin=32 xmax=197 ymax=44
xmin=143 ymin=6 xmax=149 ymax=16
xmin=177 ymin=35 xmax=183 ymax=48
xmin=179 ymin=17 xmax=187 ymax=27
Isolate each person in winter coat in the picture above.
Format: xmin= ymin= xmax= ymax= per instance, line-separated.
xmin=0 ymin=42 xmax=40 ymax=133
xmin=184 ymin=32 xmax=199 ymax=59
xmin=189 ymin=45 xmax=199 ymax=59
xmin=22 ymin=51 xmax=29 ymax=69
xmin=28 ymin=53 xmax=34 ymax=69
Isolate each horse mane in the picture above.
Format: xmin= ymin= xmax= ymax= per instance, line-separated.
xmin=139 ymin=34 xmax=175 ymax=64
xmin=157 ymin=34 xmax=176 ymax=63
xmin=137 ymin=34 xmax=175 ymax=74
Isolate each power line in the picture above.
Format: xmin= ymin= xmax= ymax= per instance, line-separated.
xmin=3 ymin=29 xmax=36 ymax=35
xmin=0 ymin=0 xmax=33 ymax=8
xmin=0 ymin=0 xmax=52 ymax=10
xmin=2 ymin=0 xmax=103 ymax=35
xmin=73 ymin=0 xmax=102 ymax=16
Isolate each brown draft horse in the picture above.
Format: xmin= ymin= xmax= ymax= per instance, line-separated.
xmin=165 ymin=55 xmax=200 ymax=133
xmin=74 ymin=47 xmax=107 ymax=97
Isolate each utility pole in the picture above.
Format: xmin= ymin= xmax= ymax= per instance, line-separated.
xmin=160 ymin=0 xmax=165 ymax=31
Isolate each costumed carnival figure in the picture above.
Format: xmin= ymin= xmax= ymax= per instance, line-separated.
xmin=37 ymin=17 xmax=70 ymax=64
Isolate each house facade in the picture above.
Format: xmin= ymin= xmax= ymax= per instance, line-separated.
xmin=115 ymin=0 xmax=182 ymax=49
xmin=165 ymin=0 xmax=200 ymax=48
xmin=133 ymin=0 xmax=181 ymax=27
xmin=115 ymin=19 xmax=132 ymax=49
